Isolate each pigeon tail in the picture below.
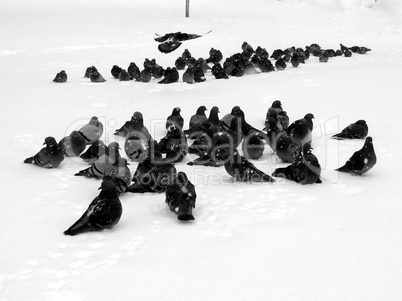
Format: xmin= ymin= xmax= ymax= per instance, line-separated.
xmin=64 ymin=216 xmax=92 ymax=236
xmin=24 ymin=157 xmax=34 ymax=164
xmin=335 ymin=165 xmax=351 ymax=173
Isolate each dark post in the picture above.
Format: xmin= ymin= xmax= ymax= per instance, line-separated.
xmin=186 ymin=0 xmax=190 ymax=17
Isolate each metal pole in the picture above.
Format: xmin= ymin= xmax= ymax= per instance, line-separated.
xmin=185 ymin=0 xmax=189 ymax=17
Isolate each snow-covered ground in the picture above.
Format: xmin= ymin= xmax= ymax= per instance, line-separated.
xmin=1 ymin=0 xmax=402 ymax=300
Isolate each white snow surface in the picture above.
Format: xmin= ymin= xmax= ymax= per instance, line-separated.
xmin=1 ymin=0 xmax=402 ymax=300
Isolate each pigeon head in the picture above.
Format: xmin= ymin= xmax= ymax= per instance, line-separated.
xmin=132 ymin=111 xmax=144 ymax=122
xmin=211 ymin=106 xmax=220 ymax=114
xmin=231 ymin=106 xmax=241 ymax=115
xmin=304 ymin=113 xmax=315 ymax=120
xmin=272 ymin=100 xmax=282 ymax=109
xmin=89 ymin=116 xmax=99 ymax=125
xmin=196 ymin=105 xmax=207 ymax=115
xmin=356 ymin=120 xmax=367 ymax=125
xmin=173 ymin=107 xmax=181 ymax=115
xmin=234 ymin=109 xmax=245 ymax=119
xmin=108 ymin=142 xmax=121 ymax=151
xmin=365 ymin=136 xmax=373 ymax=144
xmin=70 ymin=131 xmax=84 ymax=142
xmin=44 ymin=136 xmax=57 ymax=146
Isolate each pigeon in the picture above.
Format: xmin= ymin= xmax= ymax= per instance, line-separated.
xmin=336 ymin=137 xmax=377 ymax=175
xmin=24 ymin=137 xmax=65 ymax=168
xmin=211 ymin=63 xmax=229 ymax=79
xmin=111 ymin=65 xmax=122 ymax=79
xmin=118 ymin=69 xmax=130 ymax=81
xmin=127 ymin=62 xmax=141 ymax=80
xmin=287 ymin=113 xmax=314 ymax=146
xmin=224 ymin=150 xmax=275 ymax=182
xmin=63 ymin=182 xmax=122 ymax=236
xmin=75 ymin=142 xmax=121 ymax=178
xmin=114 ymin=111 xmax=151 ymax=140
xmin=80 ymin=140 xmax=107 ymax=164
xmin=127 ymin=156 xmax=177 ymax=193
xmin=275 ymin=58 xmax=287 ymax=71
xmin=182 ymin=49 xmax=192 ymax=62
xmin=124 ymin=135 xmax=150 ymax=162
xmin=308 ymin=43 xmax=322 ymax=57
xmin=158 ymin=124 xmax=188 ymax=163
xmin=272 ymin=145 xmax=322 ymax=184
xmin=270 ymin=49 xmax=283 ymax=60
xmin=332 ymin=120 xmax=368 ymax=140
xmin=78 ymin=116 xmax=104 ymax=144
xmin=182 ymin=64 xmax=195 ymax=84
xmin=90 ymin=70 xmax=106 ymax=82
xmin=152 ymin=65 xmax=165 ymax=79
xmin=58 ymin=130 xmax=87 ymax=157
xmin=242 ymin=133 xmax=265 ymax=160
xmin=357 ymin=46 xmax=371 ymax=54
xmin=137 ymin=67 xmax=152 ymax=83
xmin=255 ymin=46 xmax=269 ymax=59
xmin=165 ymin=172 xmax=196 ymax=221
xmin=290 ymin=53 xmax=301 ymax=67
xmin=166 ymin=107 xmax=184 ymax=130
xmin=275 ymin=133 xmax=301 ymax=163
xmin=53 ymin=70 xmax=67 ymax=83
xmin=257 ymin=57 xmax=275 ymax=73
xmin=158 ymin=67 xmax=179 ymax=84
xmin=324 ymin=49 xmax=337 ymax=57
xmin=193 ymin=63 xmax=206 ymax=83
xmin=220 ymin=106 xmax=241 ymax=131
xmin=84 ymin=66 xmax=97 ymax=78
xmin=205 ymin=47 xmax=223 ymax=64
xmin=175 ymin=57 xmax=186 ymax=70
xmin=295 ymin=48 xmax=307 ymax=63
xmin=266 ymin=100 xmax=283 ymax=119
xmin=188 ymin=105 xmax=208 ymax=130
xmin=319 ymin=51 xmax=329 ymax=63
xmin=155 ymin=30 xmax=211 ymax=54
